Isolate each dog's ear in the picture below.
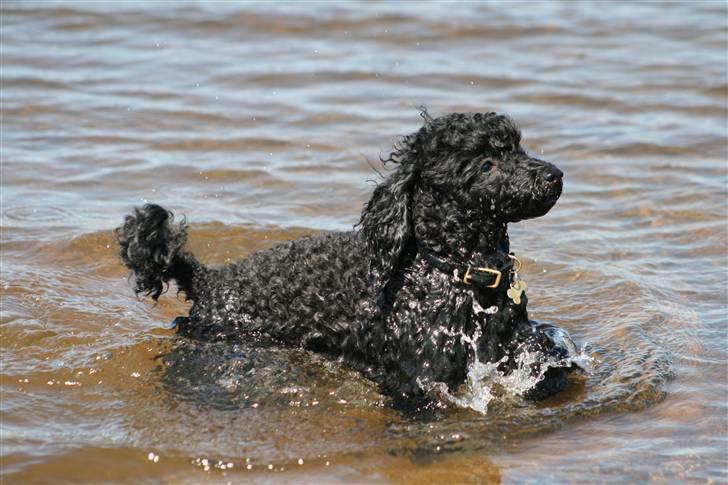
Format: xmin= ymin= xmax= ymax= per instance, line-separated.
xmin=358 ymin=108 xmax=432 ymax=295
xmin=359 ymin=160 xmax=419 ymax=294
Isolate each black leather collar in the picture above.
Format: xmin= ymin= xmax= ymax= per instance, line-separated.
xmin=419 ymin=247 xmax=516 ymax=288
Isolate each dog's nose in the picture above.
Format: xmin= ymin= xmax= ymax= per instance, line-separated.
xmin=545 ymin=165 xmax=563 ymax=182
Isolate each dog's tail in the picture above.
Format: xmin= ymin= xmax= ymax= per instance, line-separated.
xmin=116 ymin=203 xmax=199 ymax=301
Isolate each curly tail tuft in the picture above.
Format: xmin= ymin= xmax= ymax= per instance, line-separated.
xmin=116 ymin=204 xmax=194 ymax=301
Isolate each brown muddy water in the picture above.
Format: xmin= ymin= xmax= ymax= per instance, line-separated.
xmin=1 ymin=2 xmax=726 ymax=483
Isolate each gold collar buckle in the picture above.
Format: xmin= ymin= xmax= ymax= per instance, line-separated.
xmin=463 ymin=266 xmax=502 ymax=288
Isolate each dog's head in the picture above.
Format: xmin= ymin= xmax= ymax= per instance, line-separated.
xmin=359 ymin=110 xmax=563 ymax=292
xmin=409 ymin=110 xmax=563 ymax=223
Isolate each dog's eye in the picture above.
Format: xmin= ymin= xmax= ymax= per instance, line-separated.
xmin=482 ymin=160 xmax=495 ymax=172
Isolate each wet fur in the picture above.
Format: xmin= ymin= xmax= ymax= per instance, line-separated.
xmin=117 ymin=111 xmax=572 ymax=404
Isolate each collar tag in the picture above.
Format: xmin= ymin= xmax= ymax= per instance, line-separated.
xmin=507 ymin=275 xmax=527 ymax=304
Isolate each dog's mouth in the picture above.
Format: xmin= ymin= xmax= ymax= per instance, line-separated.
xmin=506 ymin=177 xmax=562 ymax=223
xmin=546 ymin=175 xmax=563 ymax=201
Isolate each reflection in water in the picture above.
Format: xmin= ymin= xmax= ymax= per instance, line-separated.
xmin=1 ymin=1 xmax=725 ymax=482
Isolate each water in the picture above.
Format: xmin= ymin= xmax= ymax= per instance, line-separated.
xmin=2 ymin=1 xmax=726 ymax=482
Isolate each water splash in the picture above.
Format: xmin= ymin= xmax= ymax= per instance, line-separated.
xmin=425 ymin=345 xmax=594 ymax=414
xmin=421 ymin=303 xmax=595 ymax=414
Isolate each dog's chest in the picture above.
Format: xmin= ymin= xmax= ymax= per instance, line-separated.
xmin=383 ymin=269 xmax=482 ymax=370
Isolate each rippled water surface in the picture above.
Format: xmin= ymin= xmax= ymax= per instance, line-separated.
xmin=2 ymin=2 xmax=726 ymax=483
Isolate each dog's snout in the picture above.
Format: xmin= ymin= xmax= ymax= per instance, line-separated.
xmin=526 ymin=158 xmax=563 ymax=183
xmin=545 ymin=165 xmax=563 ymax=182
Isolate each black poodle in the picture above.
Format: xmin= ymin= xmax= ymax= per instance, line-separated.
xmin=117 ymin=111 xmax=581 ymax=405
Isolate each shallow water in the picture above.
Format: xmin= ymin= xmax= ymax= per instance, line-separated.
xmin=1 ymin=2 xmax=726 ymax=483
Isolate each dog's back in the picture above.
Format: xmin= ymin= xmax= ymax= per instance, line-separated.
xmin=181 ymin=231 xmax=372 ymax=349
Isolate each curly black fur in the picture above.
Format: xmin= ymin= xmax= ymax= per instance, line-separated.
xmin=117 ymin=111 xmax=578 ymax=404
